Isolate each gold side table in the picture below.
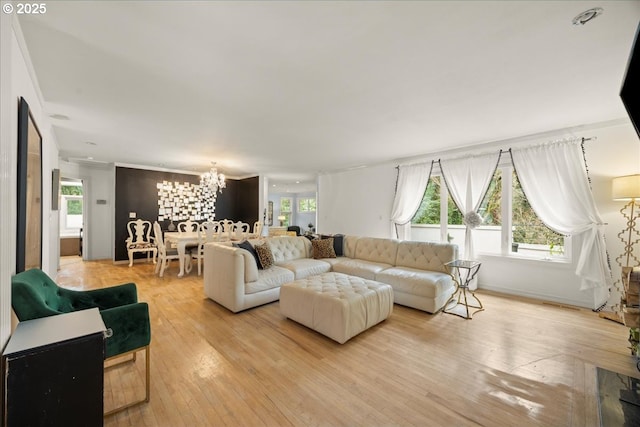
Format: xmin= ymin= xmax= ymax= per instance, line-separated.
xmin=444 ymin=260 xmax=484 ymax=319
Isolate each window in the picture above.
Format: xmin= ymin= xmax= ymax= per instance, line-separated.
xmin=411 ymin=164 xmax=569 ymax=260
xmin=298 ymin=198 xmax=316 ymax=212
xmin=60 ymin=182 xmax=83 ymax=236
xmin=280 ymin=197 xmax=292 ymax=213
xmin=280 ymin=197 xmax=292 ymax=227
xmin=511 ymin=170 xmax=566 ymax=258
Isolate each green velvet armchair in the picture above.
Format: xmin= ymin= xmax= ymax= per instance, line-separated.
xmin=11 ymin=268 xmax=151 ymax=416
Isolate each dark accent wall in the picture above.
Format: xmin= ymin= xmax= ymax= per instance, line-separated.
xmin=115 ymin=167 xmax=259 ymax=262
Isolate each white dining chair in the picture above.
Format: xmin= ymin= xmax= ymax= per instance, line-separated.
xmin=249 ymin=221 xmax=263 ymax=238
xmin=178 ymin=220 xmax=198 ymax=233
xmin=153 ymin=221 xmax=183 ymax=277
xmin=125 ymin=219 xmax=157 ymax=267
xmin=230 ymin=222 xmax=250 ymax=241
xmin=190 ymin=221 xmax=222 ymax=276
xmin=220 ymin=219 xmax=234 ymax=241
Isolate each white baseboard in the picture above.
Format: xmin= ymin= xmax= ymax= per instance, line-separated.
xmin=478 ymin=283 xmax=594 ymax=309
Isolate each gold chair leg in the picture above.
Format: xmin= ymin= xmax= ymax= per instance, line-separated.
xmin=104 ymin=346 xmax=150 ymax=417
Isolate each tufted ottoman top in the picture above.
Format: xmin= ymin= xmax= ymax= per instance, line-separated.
xmin=280 ymin=272 xmax=393 ymax=344
xmin=287 ymin=272 xmax=389 ymax=299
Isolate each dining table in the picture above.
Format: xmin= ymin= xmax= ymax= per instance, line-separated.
xmin=163 ymin=231 xmax=200 ymax=277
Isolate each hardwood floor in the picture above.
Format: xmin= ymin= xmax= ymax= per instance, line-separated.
xmin=56 ymin=259 xmax=639 ymax=426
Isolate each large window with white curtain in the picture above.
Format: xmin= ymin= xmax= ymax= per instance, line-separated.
xmin=412 ymin=161 xmax=570 ymax=261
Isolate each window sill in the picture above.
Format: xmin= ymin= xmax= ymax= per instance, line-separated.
xmin=477 ymin=252 xmax=572 ymax=267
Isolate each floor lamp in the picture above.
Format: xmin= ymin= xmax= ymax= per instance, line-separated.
xmin=612 ymin=174 xmax=640 ymax=356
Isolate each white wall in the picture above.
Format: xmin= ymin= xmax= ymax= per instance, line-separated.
xmin=318 ymin=164 xmax=397 ymax=237
xmin=1 ymin=16 xmax=60 ymax=348
xmin=317 ymin=122 xmax=640 ymax=309
xmin=1 ymin=6 xmax=13 ymax=350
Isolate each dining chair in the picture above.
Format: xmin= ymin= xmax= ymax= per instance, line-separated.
xmin=231 ymin=222 xmax=250 ymax=241
xmin=220 ymin=219 xmax=234 ymax=241
xmin=11 ymin=268 xmax=151 ymax=416
xmin=153 ymin=221 xmax=183 ymax=277
xmin=190 ymin=221 xmax=221 ymax=276
xmin=125 ymin=219 xmax=157 ymax=267
xmin=177 ymin=220 xmax=198 ymax=233
xmin=250 ymin=221 xmax=263 ymax=238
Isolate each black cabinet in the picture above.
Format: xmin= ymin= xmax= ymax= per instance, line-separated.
xmin=2 ymin=308 xmax=106 ymax=427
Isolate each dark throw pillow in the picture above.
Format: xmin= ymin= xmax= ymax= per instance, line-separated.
xmin=312 ymin=238 xmax=337 ymax=259
xmin=332 ymin=234 xmax=344 ymax=256
xmin=233 ymin=240 xmax=262 ymax=269
xmin=254 ymin=243 xmax=275 ymax=269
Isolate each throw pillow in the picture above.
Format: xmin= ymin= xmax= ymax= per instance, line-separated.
xmin=254 ymin=243 xmax=275 ymax=269
xmin=312 ymin=238 xmax=336 ymax=259
xmin=233 ymin=240 xmax=262 ymax=269
xmin=332 ymin=234 xmax=344 ymax=256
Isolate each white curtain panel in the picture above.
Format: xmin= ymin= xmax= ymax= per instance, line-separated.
xmin=390 ymin=162 xmax=433 ymax=234
xmin=440 ymin=152 xmax=501 ymax=259
xmin=510 ymin=140 xmax=611 ymax=291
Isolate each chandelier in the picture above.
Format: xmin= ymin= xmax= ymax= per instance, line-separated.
xmin=200 ymin=162 xmax=226 ymax=194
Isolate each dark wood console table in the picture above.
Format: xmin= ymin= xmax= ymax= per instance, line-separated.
xmin=2 ymin=308 xmax=106 ymax=426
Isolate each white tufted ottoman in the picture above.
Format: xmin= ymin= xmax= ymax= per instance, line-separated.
xmin=280 ymin=272 xmax=393 ymax=344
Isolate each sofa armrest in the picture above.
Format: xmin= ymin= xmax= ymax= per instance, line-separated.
xmin=204 ymin=243 xmax=252 ymax=312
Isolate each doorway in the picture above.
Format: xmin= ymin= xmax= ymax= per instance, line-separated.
xmin=59 ymin=178 xmax=84 ymax=265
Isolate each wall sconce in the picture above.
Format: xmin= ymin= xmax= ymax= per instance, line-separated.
xmin=277 ymin=215 xmax=286 ymax=226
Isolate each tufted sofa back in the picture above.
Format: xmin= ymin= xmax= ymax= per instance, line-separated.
xmin=268 ymin=236 xmax=311 ymax=263
xmin=343 ymin=236 xmax=360 ymax=258
xmin=395 ymin=241 xmax=458 ymax=273
xmin=353 ymin=237 xmax=399 ymax=265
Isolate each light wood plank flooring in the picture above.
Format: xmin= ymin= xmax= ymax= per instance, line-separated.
xmin=55 ymin=258 xmax=639 ymax=426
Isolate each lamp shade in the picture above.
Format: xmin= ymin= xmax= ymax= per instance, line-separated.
xmin=612 ymin=174 xmax=640 ymax=201
xmin=277 ymin=215 xmax=286 ymax=221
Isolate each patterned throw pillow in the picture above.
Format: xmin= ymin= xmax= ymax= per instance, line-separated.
xmin=312 ymin=238 xmax=336 ymax=259
xmin=254 ymin=243 xmax=275 ymax=269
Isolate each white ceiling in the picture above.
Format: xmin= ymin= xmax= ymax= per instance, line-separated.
xmin=16 ymin=1 xmax=640 ymax=188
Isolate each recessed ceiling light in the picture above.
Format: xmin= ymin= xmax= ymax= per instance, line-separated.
xmin=296 ymin=181 xmax=300 ymax=184
xmin=50 ymin=114 xmax=69 ymax=120
xmin=87 ymin=156 xmax=94 ymax=160
xmin=572 ymin=7 xmax=603 ymax=26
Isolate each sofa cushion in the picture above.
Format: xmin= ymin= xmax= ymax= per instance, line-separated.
xmin=255 ymin=244 xmax=275 ymax=269
xmin=245 ymin=266 xmax=294 ymax=294
xmin=332 ymin=258 xmax=392 ymax=280
xmin=354 ymin=237 xmax=399 ymax=265
xmin=343 ymin=236 xmax=360 ymax=258
xmin=395 ymin=241 xmax=457 ymax=274
xmin=268 ymin=236 xmax=311 ymax=262
xmin=375 ymin=267 xmax=454 ymax=299
xmin=312 ymin=238 xmax=336 ymax=259
xmin=277 ymin=258 xmax=332 ymax=279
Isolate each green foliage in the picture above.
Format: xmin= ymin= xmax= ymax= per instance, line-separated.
xmin=67 ymin=199 xmax=83 ymax=215
xmin=512 ymin=172 xmax=563 ymax=246
xmin=61 ymin=185 xmax=82 ymax=196
xmin=412 ymin=177 xmax=441 ymax=224
xmin=478 ymin=169 xmax=502 ymax=226
xmin=412 ymin=176 xmax=463 ymax=225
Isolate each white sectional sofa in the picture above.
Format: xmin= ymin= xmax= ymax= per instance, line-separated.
xmin=203 ymin=235 xmax=458 ymax=314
